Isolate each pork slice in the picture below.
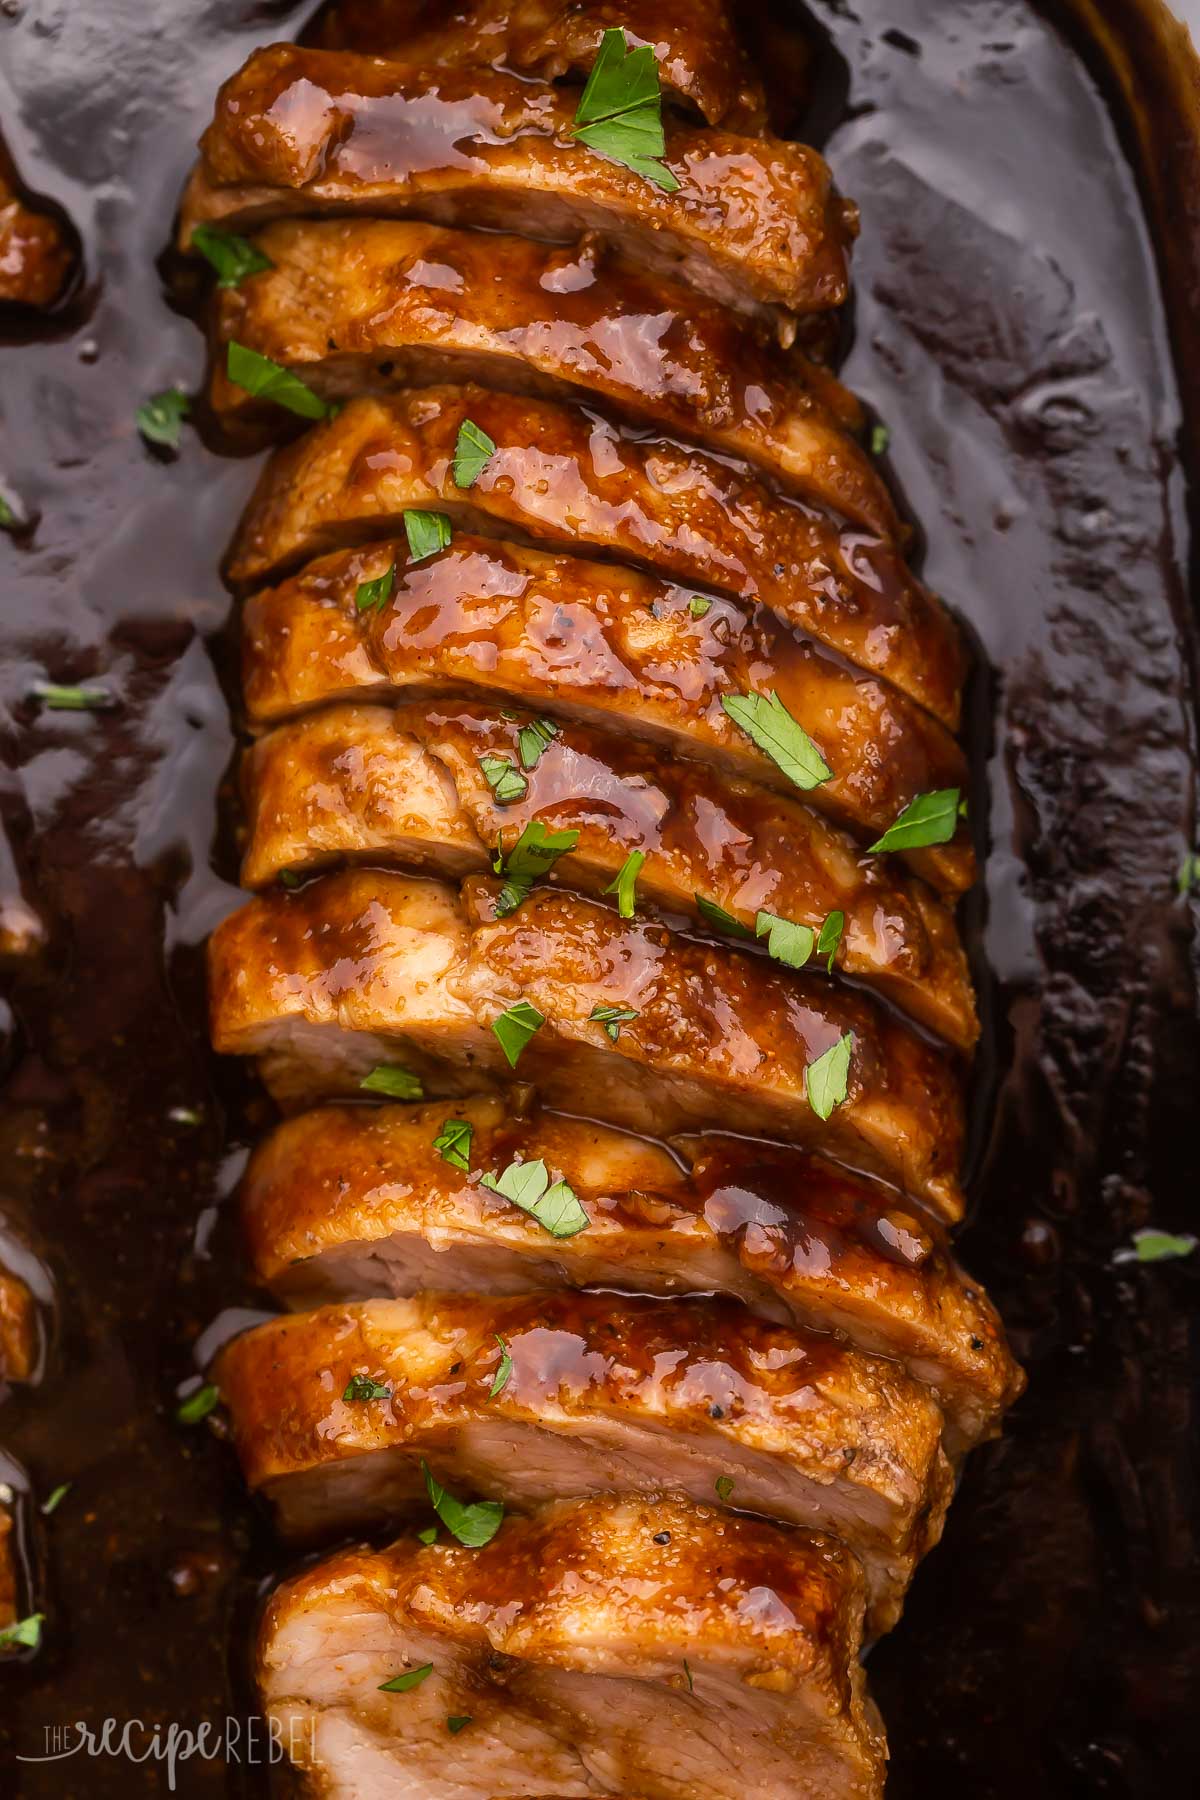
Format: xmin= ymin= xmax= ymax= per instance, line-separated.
xmin=182 ymin=48 xmax=853 ymax=329
xmin=217 ymin=1291 xmax=951 ymax=1633
xmin=239 ymin=530 xmax=974 ymax=896
xmin=257 ymin=1493 xmax=887 ymax=1798
xmin=207 ymin=869 xmax=966 ymax=1216
xmin=0 ymin=148 xmax=73 ymax=310
xmin=241 ymin=702 xmax=977 ymax=1049
xmin=226 ymin=389 xmax=965 ymax=730
xmin=240 ymin=1099 xmax=1021 ymax=1451
xmin=210 ymin=218 xmax=889 ymax=531
xmin=311 ymin=0 xmax=769 ymax=131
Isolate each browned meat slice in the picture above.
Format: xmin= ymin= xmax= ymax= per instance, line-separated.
xmin=242 ymin=702 xmax=977 ymax=1048
xmin=0 ymin=1504 xmax=18 ymax=1634
xmin=313 ymin=0 xmax=769 ymax=131
xmin=257 ymin=1494 xmax=886 ymax=1797
xmin=0 ymin=1267 xmax=38 ymax=1382
xmin=0 ymin=151 xmax=72 ymax=309
xmin=240 ymin=1099 xmax=1020 ymax=1451
xmin=216 ymin=1292 xmax=952 ymax=1632
xmin=210 ymin=219 xmax=891 ymax=531
xmin=208 ymin=870 xmax=966 ymax=1215
xmin=227 ymin=389 xmax=966 ymax=729
xmin=240 ymin=532 xmax=973 ymax=895
xmin=181 ymin=48 xmax=854 ymax=329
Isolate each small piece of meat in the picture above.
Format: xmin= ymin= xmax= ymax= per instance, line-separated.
xmin=239 ymin=532 xmax=974 ymax=896
xmin=241 ymin=702 xmax=978 ymax=1049
xmin=0 ymin=1267 xmax=38 ymax=1383
xmin=257 ymin=1493 xmax=886 ymax=1798
xmin=210 ymin=219 xmax=890 ymax=530
xmin=216 ymin=1291 xmax=952 ymax=1633
xmin=182 ymin=47 xmax=854 ymax=329
xmin=227 ymin=389 xmax=966 ymax=729
xmin=312 ymin=0 xmax=769 ymax=131
xmin=240 ymin=1099 xmax=1023 ymax=1449
xmin=0 ymin=156 xmax=72 ymax=309
xmin=207 ymin=870 xmax=966 ymax=1216
xmin=0 ymin=1505 xmax=17 ymax=1631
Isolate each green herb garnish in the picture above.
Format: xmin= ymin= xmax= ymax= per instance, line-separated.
xmin=355 ymin=563 xmax=395 ymax=613
xmin=31 ymin=681 xmax=113 ymax=712
xmin=40 ymin=1484 xmax=70 ymax=1516
xmin=490 ymin=999 xmax=544 ymax=1068
xmin=870 ymin=423 xmax=890 ymax=456
xmin=361 ymin=1065 xmax=425 ymax=1101
xmin=447 ymin=1716 xmax=472 ymax=1735
xmin=1115 ymin=1229 xmax=1197 ymax=1265
xmin=493 ymin=821 xmax=580 ymax=915
xmin=137 ymin=387 xmax=190 ymax=450
xmin=488 ymin=1334 xmax=513 ymax=1399
xmin=869 ymin=789 xmax=961 ymax=853
xmin=816 ymin=910 xmax=845 ymax=972
xmin=517 ymin=716 xmax=559 ymax=770
xmin=695 ymin=894 xmax=755 ymax=939
xmin=604 ymin=849 xmax=646 ymax=919
xmin=589 ymin=1003 xmax=638 ymax=1043
xmin=479 ymin=754 xmax=528 ymax=806
xmin=806 ymin=1033 xmax=853 ymax=1120
xmin=755 ymin=911 xmax=815 ymax=970
xmin=688 ymin=595 xmax=712 ymax=619
xmin=343 ymin=1374 xmax=392 ymax=1402
xmin=714 ymin=1476 xmax=734 ymax=1502
xmin=379 ymin=1663 xmax=434 ymax=1693
xmin=433 ymin=1117 xmax=474 ymax=1172
xmin=0 ymin=494 xmax=17 ymax=530
xmin=481 ymin=1158 xmax=589 ymax=1238
xmin=404 ymin=508 xmax=452 ymax=563
xmin=573 ymin=29 xmax=680 ymax=193
xmin=176 ymin=1383 xmax=219 ymax=1426
xmin=226 ymin=341 xmax=330 ymax=419
xmin=0 ymin=1614 xmax=43 ymax=1650
xmin=453 ymin=418 xmax=496 ymax=488
xmin=192 ymin=224 xmax=274 ymax=287
xmin=1177 ymin=852 xmax=1199 ymax=895
xmin=422 ymin=1461 xmax=504 ymax=1547
xmin=721 ymin=692 xmax=832 ymax=792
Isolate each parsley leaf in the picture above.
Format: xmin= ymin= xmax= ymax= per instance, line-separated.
xmin=493 ymin=821 xmax=580 ymax=915
xmin=379 ymin=1663 xmax=433 ymax=1693
xmin=869 ymin=788 xmax=961 ymax=853
xmin=31 ymin=681 xmax=113 ymax=712
xmin=604 ymin=849 xmax=646 ymax=918
xmin=404 ymin=508 xmax=453 ymax=563
xmin=422 ymin=1460 xmax=504 ymax=1547
xmin=176 ymin=1382 xmax=219 ymax=1426
xmin=806 ymin=1033 xmax=854 ymax=1120
xmin=714 ymin=1475 xmax=734 ymax=1502
xmin=721 ymin=692 xmax=832 ymax=792
xmin=433 ymin=1117 xmax=474 ymax=1172
xmin=226 ymin=341 xmax=330 ymax=419
xmin=41 ymin=1483 xmax=71 ymax=1517
xmin=1177 ymin=852 xmax=1199 ymax=895
xmin=0 ymin=493 xmax=18 ymax=530
xmin=355 ymin=563 xmax=395 ymax=613
xmin=361 ymin=1065 xmax=424 ymax=1101
xmin=447 ymin=1716 xmax=472 ymax=1735
xmin=491 ymin=999 xmax=544 ymax=1067
xmin=695 ymin=894 xmax=755 ymax=939
xmin=137 ymin=387 xmax=190 ymax=450
xmin=479 ymin=754 xmax=528 ymax=805
xmin=756 ymin=911 xmax=815 ymax=970
xmin=0 ymin=1613 xmax=43 ymax=1650
xmin=573 ymin=29 xmax=680 ymax=193
xmin=870 ymin=423 xmax=890 ymax=456
xmin=816 ymin=910 xmax=845 ymax=972
xmin=192 ymin=224 xmax=273 ymax=287
xmin=417 ymin=1524 xmax=438 ymax=1544
xmin=489 ymin=1334 xmax=513 ymax=1399
xmin=453 ymin=418 xmax=496 ymax=488
xmin=481 ymin=1157 xmax=589 ymax=1237
xmin=517 ymin=716 xmax=559 ymax=770
xmin=688 ymin=595 xmax=712 ymax=619
xmin=589 ymin=1003 xmax=638 ymax=1043
xmin=1114 ymin=1228 xmax=1197 ymax=1265
xmin=343 ymin=1374 xmax=392 ymax=1402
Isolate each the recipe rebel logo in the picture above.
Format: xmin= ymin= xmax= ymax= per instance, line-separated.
xmin=16 ymin=1713 xmax=315 ymax=1788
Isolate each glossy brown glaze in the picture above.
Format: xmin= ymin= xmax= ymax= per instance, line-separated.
xmin=216 ymin=1290 xmax=952 ymax=1631
xmin=241 ymin=699 xmax=979 ymax=1047
xmin=182 ymin=47 xmax=855 ymax=328
xmin=259 ymin=1494 xmax=885 ymax=1798
xmin=239 ymin=530 xmax=974 ymax=891
xmin=228 ymin=388 xmax=966 ymax=727
xmin=208 ymin=218 xmax=892 ymax=529
xmin=311 ymin=0 xmax=770 ymax=131
xmin=239 ymin=1098 xmax=1020 ymax=1447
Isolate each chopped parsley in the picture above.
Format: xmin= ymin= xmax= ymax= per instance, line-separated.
xmin=355 ymin=563 xmax=395 ymax=613
xmin=226 ymin=341 xmax=330 ymax=419
xmin=404 ymin=507 xmax=453 ymax=563
xmin=870 ymin=423 xmax=890 ymax=456
xmin=481 ymin=1157 xmax=589 ymax=1237
xmin=1114 ymin=1229 xmax=1197 ymax=1265
xmin=40 ymin=1484 xmax=71 ymax=1517
xmin=137 ymin=387 xmax=190 ymax=450
xmin=447 ymin=1716 xmax=473 ymax=1735
xmin=31 ymin=681 xmax=114 ymax=712
xmin=479 ymin=754 xmax=528 ymax=805
xmin=517 ymin=716 xmax=559 ymax=770
xmin=343 ymin=1374 xmax=392 ymax=1402
xmin=0 ymin=493 xmax=18 ymax=530
xmin=453 ymin=418 xmax=496 ymax=488
xmin=755 ymin=911 xmax=815 ymax=971
xmin=604 ymin=849 xmax=646 ymax=919
xmin=714 ymin=1475 xmax=734 ymax=1502
xmin=191 ymin=224 xmax=274 ymax=287
xmin=816 ymin=910 xmax=845 ymax=972
xmin=1177 ymin=851 xmax=1199 ymax=895
xmin=378 ymin=1663 xmax=433 ymax=1693
xmin=176 ymin=1382 xmax=219 ymax=1426
xmin=573 ymin=29 xmax=679 ymax=193
xmin=589 ymin=1003 xmax=638 ymax=1043
xmin=806 ymin=1033 xmax=853 ymax=1120
xmin=361 ymin=1065 xmax=424 ymax=1101
xmin=433 ymin=1117 xmax=474 ymax=1172
xmin=422 ymin=1460 xmax=504 ymax=1547
xmin=695 ymin=894 xmax=755 ymax=939
xmin=0 ymin=1613 xmax=43 ymax=1651
xmin=490 ymin=999 xmax=544 ymax=1067
xmin=493 ymin=820 xmax=580 ymax=914
xmin=688 ymin=595 xmax=712 ymax=619
xmin=488 ymin=1334 xmax=513 ymax=1399
xmin=721 ymin=691 xmax=832 ymax=792
xmin=869 ymin=788 xmax=961 ymax=853
xmin=417 ymin=1524 xmax=438 ymax=1544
